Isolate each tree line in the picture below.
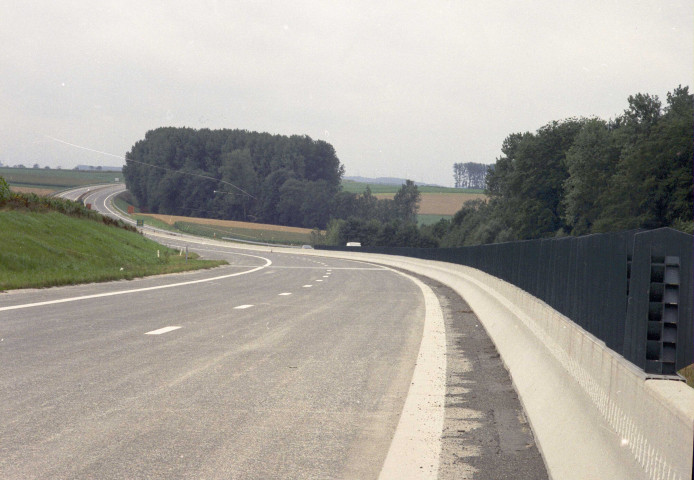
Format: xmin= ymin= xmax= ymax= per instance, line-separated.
xmin=123 ymin=128 xmax=346 ymax=229
xmin=424 ymin=85 xmax=693 ymax=247
xmin=123 ymin=86 xmax=691 ymax=246
xmin=319 ymin=179 xmax=438 ymax=247
xmin=122 ymin=128 xmax=425 ymax=234
xmin=452 ymin=162 xmax=487 ymax=189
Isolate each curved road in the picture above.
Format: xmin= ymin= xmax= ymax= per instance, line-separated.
xmin=2 ymin=185 xmax=548 ymax=479
xmin=0 ymin=234 xmax=425 ymax=479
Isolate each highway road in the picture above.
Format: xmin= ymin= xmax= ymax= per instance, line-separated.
xmin=1 ymin=247 xmax=425 ymax=478
xmin=2 ymin=184 xmax=549 ymax=479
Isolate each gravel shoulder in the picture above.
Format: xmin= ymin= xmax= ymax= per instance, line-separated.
xmin=410 ymin=273 xmax=549 ymax=480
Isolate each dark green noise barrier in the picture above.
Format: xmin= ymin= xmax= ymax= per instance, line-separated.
xmin=318 ymin=228 xmax=693 ymax=375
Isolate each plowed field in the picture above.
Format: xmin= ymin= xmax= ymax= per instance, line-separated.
xmin=139 ymin=213 xmax=316 ymax=234
xmin=375 ymin=193 xmax=487 ymax=215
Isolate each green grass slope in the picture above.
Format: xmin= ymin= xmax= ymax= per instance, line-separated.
xmin=0 ymin=176 xmax=225 ymax=291
xmin=0 ymin=211 xmax=225 ymax=290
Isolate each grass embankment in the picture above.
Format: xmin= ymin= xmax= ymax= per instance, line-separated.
xmin=0 ymin=185 xmax=225 ymax=291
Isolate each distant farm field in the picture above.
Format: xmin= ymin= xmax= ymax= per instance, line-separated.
xmin=138 ymin=213 xmax=315 ymax=233
xmin=374 ymin=192 xmax=487 ymax=215
xmin=342 ymin=179 xmax=483 ymax=195
xmin=0 ymin=167 xmax=122 ymax=191
xmin=136 ymin=213 xmax=317 ymax=245
xmin=8 ymin=186 xmax=55 ymax=196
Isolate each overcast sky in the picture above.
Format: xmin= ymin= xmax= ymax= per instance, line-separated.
xmin=1 ymin=1 xmax=692 ymax=186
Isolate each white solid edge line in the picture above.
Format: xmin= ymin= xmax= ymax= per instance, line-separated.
xmin=145 ymin=326 xmax=181 ymax=335
xmin=378 ymin=268 xmax=447 ymax=480
xmin=0 ymin=254 xmax=272 ymax=312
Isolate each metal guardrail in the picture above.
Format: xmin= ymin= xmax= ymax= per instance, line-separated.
xmin=318 ymin=228 xmax=693 ymax=374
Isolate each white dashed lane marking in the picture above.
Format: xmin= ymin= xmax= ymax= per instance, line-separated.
xmin=145 ymin=326 xmax=182 ymax=335
xmin=303 ymin=285 xmax=313 ymax=288
xmin=233 ymin=305 xmax=254 ymax=309
xmin=278 ymin=293 xmax=292 ymax=296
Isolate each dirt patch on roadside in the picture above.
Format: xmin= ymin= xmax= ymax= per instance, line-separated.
xmin=392 ymin=270 xmax=548 ymax=480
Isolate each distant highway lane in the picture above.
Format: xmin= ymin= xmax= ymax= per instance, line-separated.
xmin=0 ymin=245 xmax=426 ymax=478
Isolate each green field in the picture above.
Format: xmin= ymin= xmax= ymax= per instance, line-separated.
xmin=0 ymin=209 xmax=225 ymax=291
xmin=173 ymin=221 xmax=314 ymax=245
xmin=341 ymin=179 xmax=482 ymax=195
xmin=113 ymin=192 xmax=317 ymax=246
xmin=0 ymin=166 xmax=122 ymax=190
xmin=134 ymin=214 xmax=179 ymax=231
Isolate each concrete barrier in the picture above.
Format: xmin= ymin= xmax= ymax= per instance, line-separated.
xmin=309 ymin=250 xmax=694 ymax=480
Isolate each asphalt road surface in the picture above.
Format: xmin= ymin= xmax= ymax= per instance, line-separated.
xmin=1 ymin=185 xmax=549 ymax=479
xmin=1 ymin=249 xmax=424 ymax=479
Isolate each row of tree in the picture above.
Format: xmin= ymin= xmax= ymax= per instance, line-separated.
xmin=122 ymin=86 xmax=691 ymax=245
xmin=123 ymin=127 xmax=431 ymax=232
xmin=427 ymin=85 xmax=693 ymax=247
xmin=452 ymin=162 xmax=487 ymax=189
xmin=318 ymin=180 xmax=439 ymax=247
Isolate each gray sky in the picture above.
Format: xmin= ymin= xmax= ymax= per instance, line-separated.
xmin=1 ymin=0 xmax=692 ymax=186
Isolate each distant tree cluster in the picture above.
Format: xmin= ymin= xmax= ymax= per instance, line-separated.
xmin=122 ymin=128 xmax=344 ymax=229
xmin=452 ymin=162 xmax=488 ymax=189
xmin=320 ymin=180 xmax=437 ymax=247
xmin=427 ymin=86 xmax=693 ymax=246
